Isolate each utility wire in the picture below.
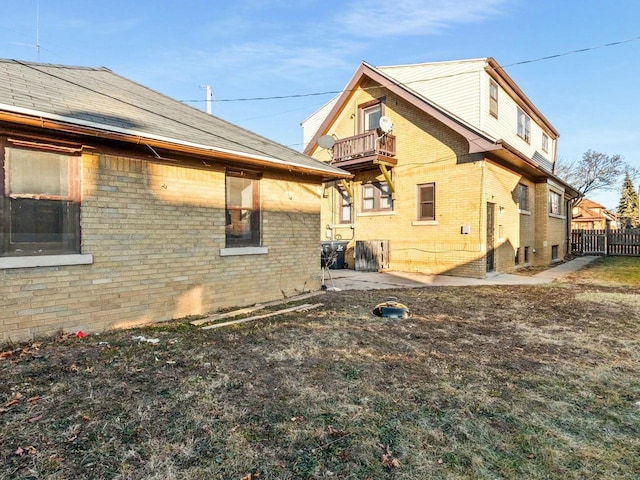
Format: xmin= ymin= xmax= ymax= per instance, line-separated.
xmin=181 ymin=35 xmax=640 ymax=104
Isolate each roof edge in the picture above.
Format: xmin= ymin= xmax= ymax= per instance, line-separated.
xmin=0 ymin=104 xmax=350 ymax=179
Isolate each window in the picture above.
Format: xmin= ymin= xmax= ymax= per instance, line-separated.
xmin=359 ymin=99 xmax=384 ymax=133
xmin=362 ymin=182 xmax=392 ymax=212
xmin=548 ymin=190 xmax=562 ymax=215
xmin=517 ymin=183 xmax=529 ymax=211
xmin=417 ymin=183 xmax=435 ymax=220
xmin=542 ymin=133 xmax=549 ymax=153
xmin=524 ymin=246 xmax=530 ymax=263
xmin=515 ymin=247 xmax=520 ymax=265
xmin=1 ymin=142 xmax=80 ymax=256
xmin=225 ymin=171 xmax=261 ymax=247
xmin=339 ymin=187 xmax=352 ymax=224
xmin=489 ymin=81 xmax=498 ymax=117
xmin=517 ymin=108 xmax=531 ymax=143
xmin=551 ymin=245 xmax=559 ymax=260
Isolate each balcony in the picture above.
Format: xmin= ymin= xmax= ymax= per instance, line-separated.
xmin=331 ymin=131 xmax=397 ymax=171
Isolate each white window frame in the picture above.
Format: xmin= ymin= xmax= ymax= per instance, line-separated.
xmin=517 ymin=108 xmax=531 ymax=143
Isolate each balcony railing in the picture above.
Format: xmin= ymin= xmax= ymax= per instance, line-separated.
xmin=332 ymin=131 xmax=396 ymax=164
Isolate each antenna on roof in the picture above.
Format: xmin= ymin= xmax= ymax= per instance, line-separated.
xmin=35 ymin=0 xmax=40 ymax=61
xmin=200 ymin=85 xmax=213 ymax=114
xmin=11 ymin=0 xmax=41 ymax=60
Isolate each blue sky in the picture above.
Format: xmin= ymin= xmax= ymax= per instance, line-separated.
xmin=2 ymin=0 xmax=639 ymax=208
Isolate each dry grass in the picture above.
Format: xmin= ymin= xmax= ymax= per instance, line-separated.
xmin=2 ymin=257 xmax=640 ymax=479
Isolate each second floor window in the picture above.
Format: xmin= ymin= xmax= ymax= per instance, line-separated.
xmin=362 ymin=182 xmax=392 ymax=212
xmin=542 ymin=133 xmax=549 ymax=153
xmin=359 ymin=99 xmax=384 ymax=133
xmin=517 ymin=108 xmax=531 ymax=143
xmin=517 ymin=183 xmax=529 ymax=211
xmin=489 ymin=81 xmax=498 ymax=118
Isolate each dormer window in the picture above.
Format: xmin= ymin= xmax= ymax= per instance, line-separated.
xmin=517 ymin=108 xmax=531 ymax=143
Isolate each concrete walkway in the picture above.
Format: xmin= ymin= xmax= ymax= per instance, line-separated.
xmin=324 ymin=256 xmax=598 ymax=291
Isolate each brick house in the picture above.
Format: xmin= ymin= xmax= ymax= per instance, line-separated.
xmin=571 ymin=198 xmax=619 ymax=230
xmin=0 ymin=59 xmax=349 ymax=342
xmin=302 ymin=58 xmax=579 ymax=277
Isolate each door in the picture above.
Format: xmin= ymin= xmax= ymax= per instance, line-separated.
xmin=355 ymin=240 xmax=390 ymax=272
xmin=486 ymin=203 xmax=495 ymax=272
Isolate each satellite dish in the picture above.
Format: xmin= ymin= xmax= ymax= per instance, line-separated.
xmin=318 ymin=134 xmax=336 ymax=149
xmin=379 ymin=116 xmax=394 ymax=133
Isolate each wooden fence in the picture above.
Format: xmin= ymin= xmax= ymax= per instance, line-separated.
xmin=572 ymin=229 xmax=640 ymax=256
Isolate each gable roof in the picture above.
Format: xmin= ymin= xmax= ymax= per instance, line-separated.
xmin=0 ymin=59 xmax=349 ymax=179
xmin=302 ymin=59 xmax=578 ymax=197
xmin=573 ymin=197 xmax=618 ymax=223
xmin=304 ymin=61 xmax=499 ymax=157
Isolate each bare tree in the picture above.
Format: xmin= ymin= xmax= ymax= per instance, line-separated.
xmin=555 ymin=150 xmax=636 ymax=205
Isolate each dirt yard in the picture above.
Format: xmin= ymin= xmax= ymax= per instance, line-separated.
xmin=1 ymin=257 xmax=639 ymax=479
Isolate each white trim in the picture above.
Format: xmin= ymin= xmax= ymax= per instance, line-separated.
xmin=411 ymin=220 xmax=439 ymax=226
xmin=519 ymin=209 xmax=531 ymax=216
xmin=0 ymin=253 xmax=93 ymax=269
xmin=0 ymin=103 xmax=342 ymax=177
xmin=547 ymin=179 xmax=565 ymax=192
xmin=357 ymin=211 xmax=396 ymax=217
xmin=219 ymin=247 xmax=268 ymax=257
xmin=549 ymin=213 xmax=566 ymax=220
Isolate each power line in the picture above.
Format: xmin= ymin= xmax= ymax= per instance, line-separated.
xmin=181 ymin=35 xmax=640 ymax=104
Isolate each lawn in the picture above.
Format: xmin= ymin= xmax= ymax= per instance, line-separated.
xmin=1 ymin=257 xmax=639 ymax=479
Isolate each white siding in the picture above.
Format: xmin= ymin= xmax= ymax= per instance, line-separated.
xmin=302 ymin=59 xmax=557 ymax=170
xmin=301 ymin=95 xmax=339 ymax=149
xmin=480 ymin=72 xmax=555 ymax=169
xmin=378 ymin=59 xmax=485 ymax=129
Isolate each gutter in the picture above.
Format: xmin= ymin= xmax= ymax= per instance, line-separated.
xmin=0 ymin=104 xmax=351 ymax=180
xmin=496 ymin=140 xmax=580 ymax=198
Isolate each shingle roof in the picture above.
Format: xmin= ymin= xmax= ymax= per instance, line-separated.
xmin=0 ymin=59 xmax=348 ymax=177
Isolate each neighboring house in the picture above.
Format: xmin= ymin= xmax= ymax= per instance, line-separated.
xmin=571 ymin=198 xmax=619 ymax=230
xmin=0 ymin=59 xmax=349 ymax=342
xmin=303 ymin=58 xmax=579 ymax=278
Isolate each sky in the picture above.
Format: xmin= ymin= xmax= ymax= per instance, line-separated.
xmin=1 ymin=0 xmax=639 ymax=209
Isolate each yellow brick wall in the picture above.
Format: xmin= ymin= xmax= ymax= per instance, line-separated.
xmin=318 ymin=83 xmax=567 ymax=278
xmin=1 ymin=152 xmax=323 ymax=343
